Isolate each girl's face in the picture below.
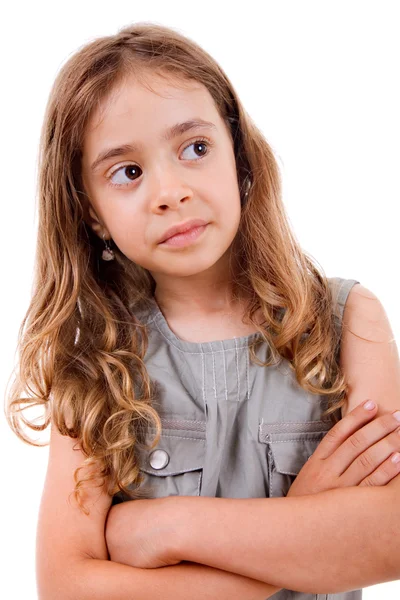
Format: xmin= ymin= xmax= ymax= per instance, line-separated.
xmin=81 ymin=72 xmax=242 ymax=278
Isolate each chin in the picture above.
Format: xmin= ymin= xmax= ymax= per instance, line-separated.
xmin=157 ymin=252 xmax=227 ymax=278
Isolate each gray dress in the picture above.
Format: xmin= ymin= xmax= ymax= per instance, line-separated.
xmin=113 ymin=277 xmax=362 ymax=600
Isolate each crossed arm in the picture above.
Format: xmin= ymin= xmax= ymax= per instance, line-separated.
xmin=170 ymin=485 xmax=400 ymax=594
xmin=108 ymin=483 xmax=400 ymax=596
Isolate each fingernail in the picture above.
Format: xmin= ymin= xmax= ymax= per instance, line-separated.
xmin=391 ymin=453 xmax=400 ymax=464
xmin=393 ymin=411 xmax=400 ymax=422
xmin=363 ymin=400 xmax=376 ymax=410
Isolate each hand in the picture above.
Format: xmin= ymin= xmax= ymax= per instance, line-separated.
xmin=287 ymin=400 xmax=400 ymax=497
xmin=105 ymin=496 xmax=182 ymax=569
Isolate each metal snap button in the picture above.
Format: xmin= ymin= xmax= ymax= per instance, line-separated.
xmin=149 ymin=449 xmax=170 ymax=470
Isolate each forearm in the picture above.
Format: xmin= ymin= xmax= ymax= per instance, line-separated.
xmin=175 ymin=487 xmax=400 ymax=594
xmin=48 ymin=557 xmax=281 ymax=600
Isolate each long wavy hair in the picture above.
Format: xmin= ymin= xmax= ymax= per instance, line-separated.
xmin=5 ymin=22 xmax=355 ymax=514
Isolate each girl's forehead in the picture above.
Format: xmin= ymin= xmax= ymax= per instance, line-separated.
xmin=87 ymin=73 xmax=214 ymax=133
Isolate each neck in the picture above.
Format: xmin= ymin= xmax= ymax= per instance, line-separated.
xmin=151 ymin=252 xmax=245 ymax=318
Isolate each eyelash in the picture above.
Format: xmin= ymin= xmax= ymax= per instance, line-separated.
xmin=105 ymin=137 xmax=213 ymax=189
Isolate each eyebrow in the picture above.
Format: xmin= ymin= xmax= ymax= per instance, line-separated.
xmin=90 ymin=118 xmax=217 ymax=173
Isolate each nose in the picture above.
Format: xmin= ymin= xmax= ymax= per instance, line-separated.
xmin=149 ymin=167 xmax=193 ymax=211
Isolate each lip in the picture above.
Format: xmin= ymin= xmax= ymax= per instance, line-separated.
xmin=158 ymin=218 xmax=209 ymax=244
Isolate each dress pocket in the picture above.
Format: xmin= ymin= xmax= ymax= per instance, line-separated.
xmin=136 ymin=418 xmax=206 ymax=499
xmin=259 ymin=420 xmax=332 ymax=498
xmin=112 ymin=418 xmax=206 ymax=505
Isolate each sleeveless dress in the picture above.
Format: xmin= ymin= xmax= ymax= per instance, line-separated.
xmin=112 ymin=277 xmax=361 ymax=600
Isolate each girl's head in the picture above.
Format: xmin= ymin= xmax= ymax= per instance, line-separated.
xmin=42 ymin=23 xmax=263 ymax=299
xmin=6 ymin=23 xmax=348 ymax=513
xmin=81 ymin=71 xmax=243 ymax=282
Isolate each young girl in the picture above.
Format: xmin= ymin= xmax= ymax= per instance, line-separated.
xmin=6 ymin=22 xmax=400 ymax=600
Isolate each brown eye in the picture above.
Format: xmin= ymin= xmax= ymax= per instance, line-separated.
xmin=181 ymin=139 xmax=211 ymax=160
xmin=194 ymin=142 xmax=208 ymax=156
xmin=124 ymin=165 xmax=141 ymax=180
xmin=109 ymin=164 xmax=142 ymax=187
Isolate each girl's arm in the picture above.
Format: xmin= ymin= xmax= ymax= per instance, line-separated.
xmin=55 ymin=558 xmax=281 ymax=600
xmin=106 ymin=404 xmax=400 ymax=595
xmin=172 ymin=485 xmax=400 ymax=595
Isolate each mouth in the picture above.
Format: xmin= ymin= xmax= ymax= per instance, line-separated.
xmin=158 ymin=218 xmax=209 ymax=244
xmin=159 ymin=223 xmax=209 ymax=248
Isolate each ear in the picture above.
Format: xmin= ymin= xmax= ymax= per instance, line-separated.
xmin=83 ymin=203 xmax=110 ymax=240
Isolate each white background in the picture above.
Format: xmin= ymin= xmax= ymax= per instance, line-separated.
xmin=1 ymin=1 xmax=399 ymax=598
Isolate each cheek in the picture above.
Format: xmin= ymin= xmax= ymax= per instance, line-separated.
xmin=108 ymin=216 xmax=148 ymax=260
xmin=218 ymin=184 xmax=242 ymax=225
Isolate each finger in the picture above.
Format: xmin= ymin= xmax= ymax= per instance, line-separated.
xmin=324 ymin=410 xmax=400 ymax=476
xmin=312 ymin=400 xmax=378 ymax=461
xmin=358 ymin=452 xmax=400 ymax=487
xmin=340 ymin=426 xmax=400 ymax=486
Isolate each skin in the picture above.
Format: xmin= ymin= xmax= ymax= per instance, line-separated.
xmin=81 ymin=70 xmax=258 ymax=340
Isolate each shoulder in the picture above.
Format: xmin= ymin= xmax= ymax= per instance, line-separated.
xmin=344 ymin=281 xmax=383 ymax=310
xmin=342 ymin=282 xmax=393 ymax=341
xmin=339 ymin=282 xmax=400 ymax=418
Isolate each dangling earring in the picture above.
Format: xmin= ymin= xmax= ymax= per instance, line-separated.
xmin=101 ymin=232 xmax=115 ymax=261
xmin=242 ymin=175 xmax=252 ymax=204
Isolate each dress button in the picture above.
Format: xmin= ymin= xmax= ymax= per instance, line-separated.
xmin=149 ymin=449 xmax=170 ymax=470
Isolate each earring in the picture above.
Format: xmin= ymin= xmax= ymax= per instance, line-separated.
xmin=101 ymin=232 xmax=115 ymax=261
xmin=243 ymin=175 xmax=252 ymax=202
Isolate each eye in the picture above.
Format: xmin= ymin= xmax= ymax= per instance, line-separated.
xmin=107 ymin=164 xmax=142 ymax=188
xmin=180 ymin=138 xmax=211 ymax=160
xmin=106 ymin=137 xmax=212 ymax=189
